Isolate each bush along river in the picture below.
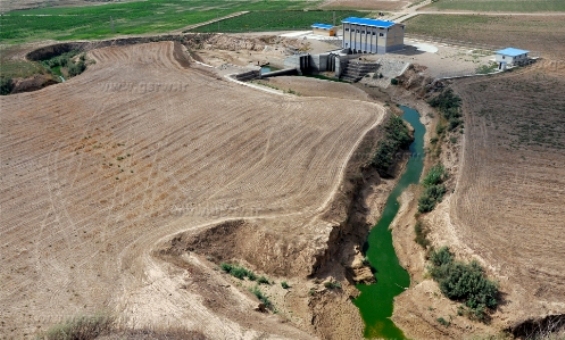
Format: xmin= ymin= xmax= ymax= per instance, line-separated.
xmin=354 ymin=106 xmax=425 ymax=339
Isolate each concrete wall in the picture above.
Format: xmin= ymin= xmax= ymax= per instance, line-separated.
xmin=342 ymin=22 xmax=404 ymax=54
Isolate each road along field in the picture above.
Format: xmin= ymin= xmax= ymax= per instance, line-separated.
xmin=0 ymin=41 xmax=387 ymax=338
xmin=448 ymin=68 xmax=565 ymax=330
xmin=405 ymin=14 xmax=565 ymax=59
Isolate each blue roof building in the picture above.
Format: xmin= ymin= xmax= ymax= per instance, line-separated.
xmin=311 ymin=23 xmax=337 ymax=36
xmin=495 ymin=47 xmax=530 ymax=67
xmin=341 ymin=17 xmax=404 ymax=54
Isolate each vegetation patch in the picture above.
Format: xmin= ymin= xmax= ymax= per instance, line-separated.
xmin=249 ymin=285 xmax=274 ymax=311
xmin=40 ymin=50 xmax=87 ymax=78
xmin=414 ymin=221 xmax=431 ymax=249
xmin=0 ymin=0 xmax=315 ymax=44
xmin=418 ymin=163 xmax=447 ymax=213
xmin=323 ymin=281 xmax=342 ymax=290
xmin=429 ymin=247 xmax=499 ymax=322
xmin=220 ymin=263 xmax=271 ymax=284
xmin=428 ymin=88 xmax=463 ymax=132
xmin=191 ymin=10 xmax=366 ymax=33
xmin=0 ymin=77 xmax=14 ymax=95
xmin=40 ymin=314 xmax=113 ymax=340
xmin=372 ymin=115 xmax=412 ymax=177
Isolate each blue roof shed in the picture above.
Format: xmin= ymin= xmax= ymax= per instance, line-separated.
xmin=496 ymin=47 xmax=529 ymax=57
xmin=311 ymin=23 xmax=334 ymax=30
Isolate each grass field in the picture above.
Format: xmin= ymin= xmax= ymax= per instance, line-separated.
xmin=0 ymin=0 xmax=318 ymax=44
xmin=191 ymin=10 xmax=366 ymax=33
xmin=405 ymin=14 xmax=565 ymax=58
xmin=427 ymin=0 xmax=565 ymax=12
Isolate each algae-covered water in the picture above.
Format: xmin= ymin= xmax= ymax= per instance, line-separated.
xmin=354 ymin=106 xmax=425 ymax=339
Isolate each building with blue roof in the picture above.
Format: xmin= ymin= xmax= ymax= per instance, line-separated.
xmin=311 ymin=23 xmax=337 ymax=36
xmin=341 ymin=17 xmax=404 ymax=54
xmin=495 ymin=47 xmax=530 ymax=67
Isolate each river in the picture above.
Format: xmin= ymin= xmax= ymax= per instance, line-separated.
xmin=354 ymin=106 xmax=425 ymax=339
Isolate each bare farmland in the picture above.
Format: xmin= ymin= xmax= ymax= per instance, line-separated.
xmin=450 ymin=68 xmax=565 ymax=326
xmin=405 ymin=15 xmax=565 ymax=59
xmin=0 ymin=41 xmax=386 ymax=338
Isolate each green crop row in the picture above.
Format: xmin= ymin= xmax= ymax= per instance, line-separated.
xmin=191 ymin=10 xmax=366 ymax=33
xmin=0 ymin=0 xmax=319 ymax=44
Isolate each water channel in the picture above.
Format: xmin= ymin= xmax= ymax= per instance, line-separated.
xmin=354 ymin=106 xmax=425 ymax=339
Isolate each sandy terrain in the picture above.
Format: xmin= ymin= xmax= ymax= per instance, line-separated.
xmin=0 ymin=41 xmax=387 ymax=338
xmin=259 ymin=76 xmax=370 ymax=101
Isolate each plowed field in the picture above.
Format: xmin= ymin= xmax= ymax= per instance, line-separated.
xmin=450 ymin=68 xmax=565 ymax=323
xmin=0 ymin=42 xmax=385 ymax=338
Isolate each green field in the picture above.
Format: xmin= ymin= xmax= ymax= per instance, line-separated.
xmin=427 ymin=0 xmax=565 ymax=12
xmin=0 ymin=57 xmax=46 ymax=78
xmin=0 ymin=0 xmax=319 ymax=44
xmin=191 ymin=10 xmax=366 ymax=33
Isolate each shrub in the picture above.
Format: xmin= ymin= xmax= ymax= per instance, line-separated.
xmin=257 ymin=276 xmax=270 ymax=285
xmin=437 ymin=317 xmax=450 ymax=327
xmin=422 ymin=164 xmax=447 ymax=186
xmin=418 ymin=184 xmax=446 ymax=213
xmin=418 ymin=163 xmax=448 ymax=213
xmin=250 ymin=286 xmax=273 ymax=310
xmin=414 ymin=221 xmax=430 ymax=249
xmin=281 ymin=281 xmax=290 ymax=289
xmin=391 ymin=78 xmax=399 ymax=85
xmin=372 ymin=115 xmax=412 ymax=177
xmin=219 ymin=263 xmax=257 ymax=281
xmin=42 ymin=314 xmax=113 ymax=340
xmin=324 ymin=281 xmax=342 ymax=290
xmin=0 ymin=77 xmax=13 ymax=95
xmin=428 ymin=247 xmax=499 ymax=322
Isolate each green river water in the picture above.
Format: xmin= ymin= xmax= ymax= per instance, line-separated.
xmin=354 ymin=106 xmax=425 ymax=339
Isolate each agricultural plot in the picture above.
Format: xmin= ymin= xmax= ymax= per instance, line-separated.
xmin=191 ymin=10 xmax=366 ymax=33
xmin=450 ymin=68 xmax=565 ymax=325
xmin=405 ymin=15 xmax=565 ymax=59
xmin=0 ymin=41 xmax=385 ymax=338
xmin=426 ymin=0 xmax=565 ymax=12
xmin=0 ymin=0 xmax=317 ymax=44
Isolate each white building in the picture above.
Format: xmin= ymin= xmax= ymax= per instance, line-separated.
xmin=341 ymin=17 xmax=404 ymax=54
xmin=495 ymin=47 xmax=530 ymax=68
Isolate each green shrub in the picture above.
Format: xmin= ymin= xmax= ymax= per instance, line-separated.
xmin=257 ymin=276 xmax=270 ymax=285
xmin=418 ymin=184 xmax=446 ymax=213
xmin=414 ymin=221 xmax=430 ymax=249
xmin=281 ymin=281 xmax=290 ymax=289
xmin=437 ymin=316 xmax=450 ymax=327
xmin=0 ymin=77 xmax=13 ymax=95
xmin=219 ymin=263 xmax=257 ymax=281
xmin=324 ymin=281 xmax=342 ymax=290
xmin=430 ymin=246 xmax=453 ymax=267
xmin=250 ymin=286 xmax=273 ymax=310
xmin=428 ymin=247 xmax=499 ymax=322
xmin=422 ymin=164 xmax=447 ymax=186
xmin=372 ymin=115 xmax=413 ymax=177
xmin=418 ymin=163 xmax=448 ymax=213
xmin=391 ymin=78 xmax=399 ymax=85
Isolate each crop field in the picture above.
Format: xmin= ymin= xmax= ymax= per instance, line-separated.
xmin=450 ymin=68 xmax=565 ymax=324
xmin=0 ymin=0 xmax=317 ymax=44
xmin=426 ymin=0 xmax=565 ymax=12
xmin=405 ymin=15 xmax=565 ymax=59
xmin=191 ymin=9 xmax=366 ymax=33
xmin=0 ymin=41 xmax=385 ymax=338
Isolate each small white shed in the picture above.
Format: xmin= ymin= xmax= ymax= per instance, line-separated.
xmin=495 ymin=47 xmax=529 ymax=68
